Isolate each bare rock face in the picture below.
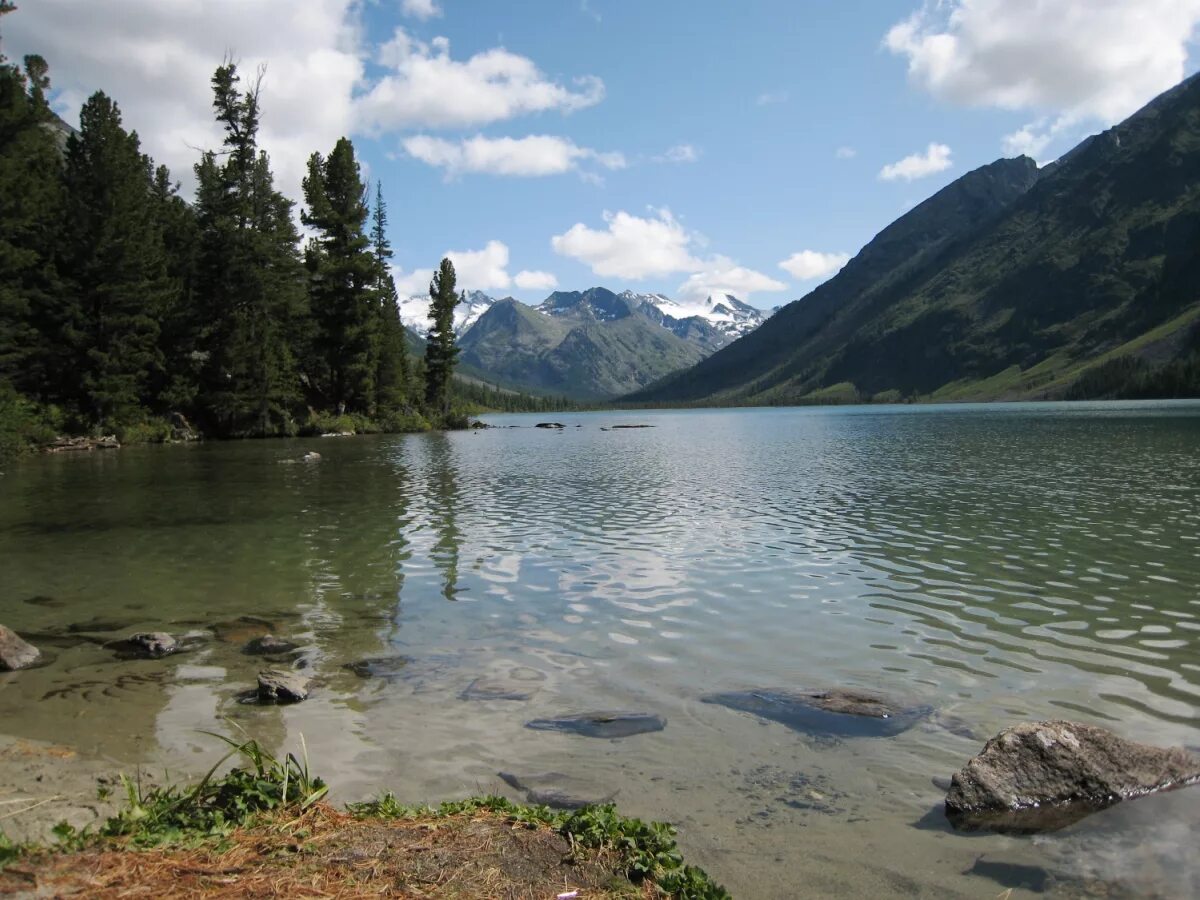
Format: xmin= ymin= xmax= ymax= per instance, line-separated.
xmin=257 ymin=669 xmax=310 ymax=704
xmin=945 ymin=720 xmax=1200 ymax=833
xmin=0 ymin=624 xmax=41 ymax=671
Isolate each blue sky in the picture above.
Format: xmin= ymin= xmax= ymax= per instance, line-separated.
xmin=8 ymin=1 xmax=1200 ymax=307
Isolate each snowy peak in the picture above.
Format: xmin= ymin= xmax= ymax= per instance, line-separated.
xmin=398 ymin=289 xmax=497 ymax=337
xmin=536 ymin=287 xmax=632 ymax=322
xmin=617 ymin=290 xmax=767 ymax=339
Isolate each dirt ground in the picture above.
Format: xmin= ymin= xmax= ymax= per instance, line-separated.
xmin=0 ymin=803 xmax=650 ymax=899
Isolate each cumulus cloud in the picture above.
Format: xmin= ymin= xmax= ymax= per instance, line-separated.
xmin=402 ymin=134 xmax=625 ymax=177
xmin=394 ymin=242 xmax=556 ymax=296
xmin=551 ymin=208 xmax=704 ymax=280
xmin=357 ymin=28 xmax=604 ymax=132
xmin=885 ymin=1 xmax=1200 ymax=153
xmin=401 ymin=0 xmax=442 ymax=20
xmin=779 ymin=250 xmax=851 ymax=281
xmin=879 ymin=142 xmax=952 ymax=181
xmin=552 ymin=209 xmax=786 ymax=303
xmin=654 ymin=143 xmax=699 ymax=163
xmin=3 ymin=4 xmax=609 ymax=200
xmin=676 ymin=260 xmax=787 ymax=304
xmin=514 ymin=270 xmax=558 ymax=290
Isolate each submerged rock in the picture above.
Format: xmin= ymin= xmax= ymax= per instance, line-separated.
xmin=498 ymin=771 xmax=617 ymax=809
xmin=610 ymin=424 xmax=655 ymax=429
xmin=110 ymin=632 xmax=178 ymax=659
xmin=257 ymin=669 xmax=310 ymax=704
xmin=244 ymin=635 xmax=299 ymax=656
xmin=22 ymin=595 xmax=65 ymax=609
xmin=702 ymin=688 xmax=931 ymax=738
xmin=0 ymin=624 xmax=42 ymax=671
xmin=212 ymin=616 xmax=275 ymax=644
xmin=461 ymin=667 xmax=546 ymax=701
xmin=342 ymin=656 xmax=408 ymax=679
xmin=944 ymin=720 xmax=1200 ymax=834
xmin=66 ymin=618 xmax=131 ymax=634
xmin=525 ymin=711 xmax=666 ymax=739
xmin=534 ymin=422 xmax=564 ymax=429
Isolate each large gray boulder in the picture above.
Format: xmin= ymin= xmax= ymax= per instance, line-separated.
xmin=945 ymin=720 xmax=1200 ymax=833
xmin=0 ymin=624 xmax=41 ymax=671
xmin=257 ymin=669 xmax=310 ymax=704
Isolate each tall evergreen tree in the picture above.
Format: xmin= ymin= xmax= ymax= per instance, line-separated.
xmin=150 ymin=164 xmax=200 ymax=411
xmin=370 ymin=181 xmax=409 ymax=414
xmin=193 ymin=64 xmax=306 ymax=436
xmin=0 ymin=4 xmax=63 ymax=399
xmin=302 ymin=137 xmax=376 ymax=414
xmin=58 ymin=92 xmax=171 ymax=427
xmin=423 ymin=258 xmax=460 ymax=417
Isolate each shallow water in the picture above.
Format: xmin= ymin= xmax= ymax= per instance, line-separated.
xmin=2 ymin=402 xmax=1199 ymax=897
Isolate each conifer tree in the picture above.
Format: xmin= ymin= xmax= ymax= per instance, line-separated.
xmin=370 ymin=181 xmax=409 ymax=414
xmin=0 ymin=5 xmax=64 ymax=399
xmin=423 ymin=258 xmax=460 ymax=418
xmin=302 ymin=137 xmax=376 ymax=414
xmin=58 ymin=91 xmax=170 ymax=427
xmin=193 ymin=64 xmax=306 ymax=436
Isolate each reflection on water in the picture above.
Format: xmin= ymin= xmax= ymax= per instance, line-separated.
xmin=1 ymin=401 xmax=1199 ymax=898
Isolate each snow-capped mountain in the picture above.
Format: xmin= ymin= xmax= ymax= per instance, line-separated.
xmin=398 ymin=289 xmax=497 ymax=337
xmin=618 ymin=290 xmax=768 ymax=338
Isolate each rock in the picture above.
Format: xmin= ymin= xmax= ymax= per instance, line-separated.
xmin=320 ymin=431 xmax=354 ymax=438
xmin=302 ymin=451 xmax=321 ymax=462
xmin=534 ymin=422 xmax=564 ymax=429
xmin=342 ymin=656 xmax=409 ymax=679
xmin=169 ymin=412 xmax=199 ymax=442
xmin=610 ymin=424 xmax=655 ymax=429
xmin=702 ymin=688 xmax=931 ymax=738
xmin=525 ymin=711 xmax=666 ymax=739
xmin=116 ymin=632 xmax=178 ymax=659
xmin=244 ymin=635 xmax=298 ymax=656
xmin=468 ymin=420 xmax=490 ymax=429
xmin=944 ymin=720 xmax=1200 ymax=834
xmin=44 ymin=434 xmax=120 ymax=452
xmin=257 ymin=669 xmax=310 ymax=704
xmin=211 ymin=616 xmax=275 ymax=644
xmin=498 ymin=771 xmax=617 ymax=809
xmin=461 ymin=667 xmax=546 ymax=701
xmin=0 ymin=624 xmax=42 ymax=671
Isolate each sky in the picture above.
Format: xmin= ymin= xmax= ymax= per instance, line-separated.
xmin=6 ymin=0 xmax=1200 ymax=309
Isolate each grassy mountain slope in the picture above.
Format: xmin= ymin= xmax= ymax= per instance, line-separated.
xmin=629 ymin=74 xmax=1200 ymax=405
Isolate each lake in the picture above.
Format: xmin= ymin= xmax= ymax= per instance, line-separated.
xmin=2 ymin=402 xmax=1199 ymax=897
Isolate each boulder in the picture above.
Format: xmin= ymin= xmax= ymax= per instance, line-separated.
xmin=702 ymin=688 xmax=931 ymax=738
xmin=342 ymin=656 xmax=408 ymax=679
xmin=0 ymin=625 xmax=41 ymax=671
xmin=121 ymin=632 xmax=178 ymax=659
xmin=498 ymin=771 xmax=617 ymax=809
xmin=244 ymin=635 xmax=298 ymax=656
xmin=257 ymin=669 xmax=310 ymax=704
xmin=525 ymin=711 xmax=666 ymax=739
xmin=944 ymin=720 xmax=1200 ymax=833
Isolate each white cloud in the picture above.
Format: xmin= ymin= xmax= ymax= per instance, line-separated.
xmin=835 ymin=146 xmax=857 ymax=159
xmin=6 ymin=0 xmax=364 ymax=202
xmin=885 ymin=1 xmax=1200 ymax=153
xmin=551 ymin=208 xmax=704 ymax=279
xmin=551 ymin=208 xmax=787 ymax=303
xmin=401 ymin=0 xmax=442 ymax=21
xmin=1001 ymin=121 xmax=1054 ymax=159
xmin=879 ymin=142 xmax=952 ymax=181
xmin=357 ymin=28 xmax=604 ymax=132
xmin=756 ymin=90 xmax=789 ymax=106
xmin=393 ymin=266 xmax=435 ymax=297
xmin=779 ymin=250 xmax=850 ymax=281
xmin=514 ymin=270 xmax=558 ymax=291
xmin=676 ymin=259 xmax=787 ymax=304
xmin=402 ymin=133 xmax=625 ymax=177
xmin=654 ymin=143 xmax=699 ymax=163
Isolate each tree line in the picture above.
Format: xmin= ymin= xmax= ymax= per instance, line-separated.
xmin=0 ymin=3 xmax=555 ymax=456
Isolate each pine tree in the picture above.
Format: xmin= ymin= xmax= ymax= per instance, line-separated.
xmin=370 ymin=181 xmax=409 ymax=415
xmin=302 ymin=137 xmax=376 ymax=414
xmin=150 ymin=164 xmax=201 ymax=411
xmin=423 ymin=258 xmax=460 ymax=418
xmin=193 ymin=64 xmax=306 ymax=436
xmin=0 ymin=5 xmax=64 ymax=399
xmin=58 ymin=91 xmax=171 ymax=427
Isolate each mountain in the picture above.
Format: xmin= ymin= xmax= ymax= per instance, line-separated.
xmin=628 ymin=73 xmax=1200 ymax=405
xmin=459 ymin=293 xmax=714 ymax=399
xmin=619 ymin=290 xmax=769 ymax=338
xmin=398 ymin=289 xmax=496 ymax=337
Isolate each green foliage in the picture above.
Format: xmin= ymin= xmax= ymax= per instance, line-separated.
xmin=113 ymin=418 xmax=174 ymax=444
xmin=0 ymin=379 xmax=58 ymax=459
xmin=95 ymin=735 xmax=327 ymax=848
xmin=424 ymin=258 xmax=460 ymax=416
xmin=350 ymin=794 xmax=729 ymax=899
